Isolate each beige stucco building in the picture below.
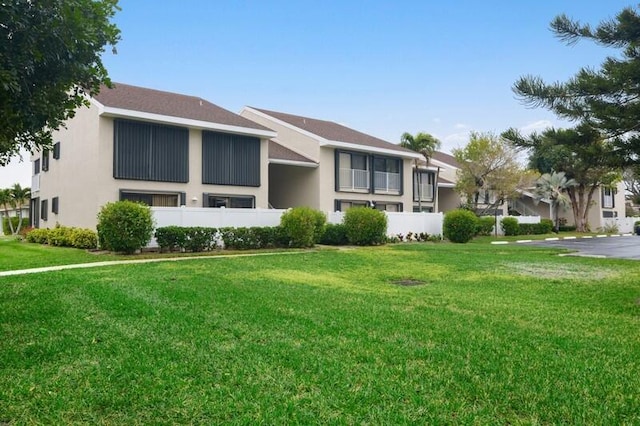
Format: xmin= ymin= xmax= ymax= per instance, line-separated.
xmin=30 ymin=83 xmax=276 ymax=229
xmin=241 ymin=107 xmax=426 ymax=213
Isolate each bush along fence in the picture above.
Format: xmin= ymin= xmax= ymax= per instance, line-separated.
xmin=25 ymin=226 xmax=98 ymax=249
xmin=153 ymin=207 xmax=391 ymax=251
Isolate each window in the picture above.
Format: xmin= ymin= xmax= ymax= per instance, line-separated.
xmin=40 ymin=199 xmax=48 ymax=221
xmin=42 ymin=150 xmax=50 ymax=171
xmin=114 ymin=119 xmax=189 ymax=182
xmin=53 ymin=142 xmax=61 ymax=159
xmin=373 ymin=156 xmax=401 ymax=194
xmin=413 ymin=171 xmax=435 ymax=201
xmin=204 ymin=194 xmax=255 ymax=208
xmin=334 ymin=199 xmax=402 ymax=212
xmin=119 ymin=190 xmax=184 ymax=207
xmin=202 ymin=131 xmax=260 ymax=186
xmin=374 ymin=202 xmax=402 ymax=212
xmin=336 ymin=151 xmax=370 ymax=192
xmin=413 ymin=205 xmax=434 ymax=213
xmin=34 ymin=159 xmax=40 ymax=174
xmin=52 ymin=197 xmax=59 ymax=214
xmin=602 ymin=187 xmax=615 ymax=209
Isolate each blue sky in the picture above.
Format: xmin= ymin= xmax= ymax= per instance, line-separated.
xmin=1 ymin=0 xmax=633 ymax=187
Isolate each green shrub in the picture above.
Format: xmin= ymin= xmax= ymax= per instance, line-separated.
xmin=343 ymin=207 xmax=388 ymax=246
xmin=443 ymin=209 xmax=478 ymax=243
xmin=635 ymin=221 xmax=640 ymax=235
xmin=558 ymin=225 xmax=577 ymax=232
xmin=320 ymin=223 xmax=349 ymax=245
xmin=155 ymin=226 xmax=187 ymax=252
xmin=476 ymin=217 xmax=496 ymax=236
xmin=501 ymin=217 xmax=519 ymax=236
xmin=539 ymin=219 xmax=554 ymax=234
xmin=97 ymin=201 xmax=155 ymax=254
xmin=280 ymin=207 xmax=326 ymax=248
xmin=3 ymin=217 xmax=29 ymax=235
xmin=220 ymin=227 xmax=260 ymax=250
xmin=184 ymin=227 xmax=216 ymax=252
xmin=26 ymin=228 xmax=50 ymax=244
xmin=251 ymin=226 xmax=282 ymax=249
xmin=47 ymin=225 xmax=74 ymax=246
xmin=69 ymin=228 xmax=98 ymax=249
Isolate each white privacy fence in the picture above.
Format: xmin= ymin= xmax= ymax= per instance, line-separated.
xmin=602 ymin=217 xmax=637 ymax=234
xmin=483 ymin=215 xmax=541 ymax=236
xmin=150 ymin=207 xmax=445 ymax=246
xmin=150 ymin=208 xmax=546 ymax=246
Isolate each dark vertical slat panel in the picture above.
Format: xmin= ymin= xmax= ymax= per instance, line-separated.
xmin=114 ymin=120 xmax=188 ymax=182
xmin=202 ymin=131 xmax=260 ymax=186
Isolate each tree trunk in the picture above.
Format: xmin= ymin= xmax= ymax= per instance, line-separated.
xmin=2 ymin=205 xmax=15 ymax=235
xmin=567 ymin=185 xmax=598 ymax=232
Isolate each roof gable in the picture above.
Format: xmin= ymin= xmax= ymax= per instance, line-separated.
xmin=94 ymin=83 xmax=271 ymax=132
xmin=249 ymin=107 xmax=416 ymax=156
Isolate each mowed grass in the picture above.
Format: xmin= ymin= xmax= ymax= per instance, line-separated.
xmin=1 ymin=243 xmax=640 ymax=423
xmin=0 ymin=237 xmax=121 ymax=271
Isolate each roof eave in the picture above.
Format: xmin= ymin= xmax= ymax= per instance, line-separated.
xmin=269 ymin=159 xmax=319 ymax=168
xmin=320 ymin=140 xmax=422 ymax=159
xmin=97 ymin=104 xmax=277 ymax=138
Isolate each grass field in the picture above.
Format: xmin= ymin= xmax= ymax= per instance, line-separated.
xmin=1 ymin=242 xmax=639 ymax=423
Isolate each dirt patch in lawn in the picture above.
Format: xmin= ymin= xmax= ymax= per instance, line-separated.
xmin=391 ymin=279 xmax=427 ymax=287
xmin=505 ymin=262 xmax=618 ymax=281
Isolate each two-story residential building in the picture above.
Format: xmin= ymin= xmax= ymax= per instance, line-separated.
xmin=30 ymin=83 xmax=276 ymax=229
xmin=240 ymin=107 xmax=424 ymax=212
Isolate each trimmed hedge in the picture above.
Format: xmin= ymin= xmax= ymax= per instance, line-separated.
xmin=443 ymin=209 xmax=478 ymax=243
xmin=320 ymin=223 xmax=349 ymax=245
xmin=155 ymin=226 xmax=187 ymax=252
xmin=154 ymin=225 xmax=289 ymax=252
xmin=25 ymin=226 xmax=97 ymax=249
xmin=97 ymin=201 xmax=155 ymax=254
xmin=476 ymin=217 xmax=496 ymax=236
xmin=280 ymin=207 xmax=326 ymax=248
xmin=343 ymin=207 xmax=387 ymax=246
xmin=501 ymin=217 xmax=519 ymax=236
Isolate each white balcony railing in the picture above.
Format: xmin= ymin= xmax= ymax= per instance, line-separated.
xmin=415 ymin=182 xmax=434 ymax=201
xmin=374 ymin=171 xmax=401 ymax=193
xmin=31 ymin=174 xmax=40 ymax=192
xmin=339 ymin=168 xmax=370 ymax=191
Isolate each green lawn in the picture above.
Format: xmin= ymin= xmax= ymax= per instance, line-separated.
xmin=1 ymin=243 xmax=639 ymax=423
xmin=0 ymin=236 xmax=121 ymax=271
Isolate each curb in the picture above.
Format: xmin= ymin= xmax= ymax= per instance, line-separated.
xmin=491 ymin=233 xmax=634 ymax=245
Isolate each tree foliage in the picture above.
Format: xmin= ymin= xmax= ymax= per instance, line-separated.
xmin=0 ymin=0 xmax=120 ymax=165
xmin=453 ymin=132 xmax=535 ymax=214
xmin=504 ymin=125 xmax=620 ymax=232
xmin=400 ymin=132 xmax=441 ymax=211
xmin=0 ymin=183 xmax=30 ymax=235
xmin=532 ymin=171 xmax=576 ymax=231
xmin=513 ymin=5 xmax=640 ymax=161
xmin=623 ymin=165 xmax=640 ymax=204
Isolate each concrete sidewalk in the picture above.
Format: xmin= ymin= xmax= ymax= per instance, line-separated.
xmin=0 ymin=251 xmax=304 ymax=277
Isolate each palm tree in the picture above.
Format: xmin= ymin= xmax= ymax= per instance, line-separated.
xmin=533 ymin=171 xmax=576 ymax=231
xmin=10 ymin=184 xmax=30 ymax=235
xmin=400 ymin=132 xmax=441 ymax=212
xmin=0 ymin=188 xmax=16 ymax=235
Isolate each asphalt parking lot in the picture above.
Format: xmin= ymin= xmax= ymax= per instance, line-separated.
xmin=529 ymin=235 xmax=640 ymax=260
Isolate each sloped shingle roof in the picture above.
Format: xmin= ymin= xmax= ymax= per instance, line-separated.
xmin=269 ymin=140 xmax=316 ymax=164
xmin=250 ymin=107 xmax=416 ymax=155
xmin=431 ymin=151 xmax=460 ymax=168
xmin=94 ymin=83 xmax=271 ymax=131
